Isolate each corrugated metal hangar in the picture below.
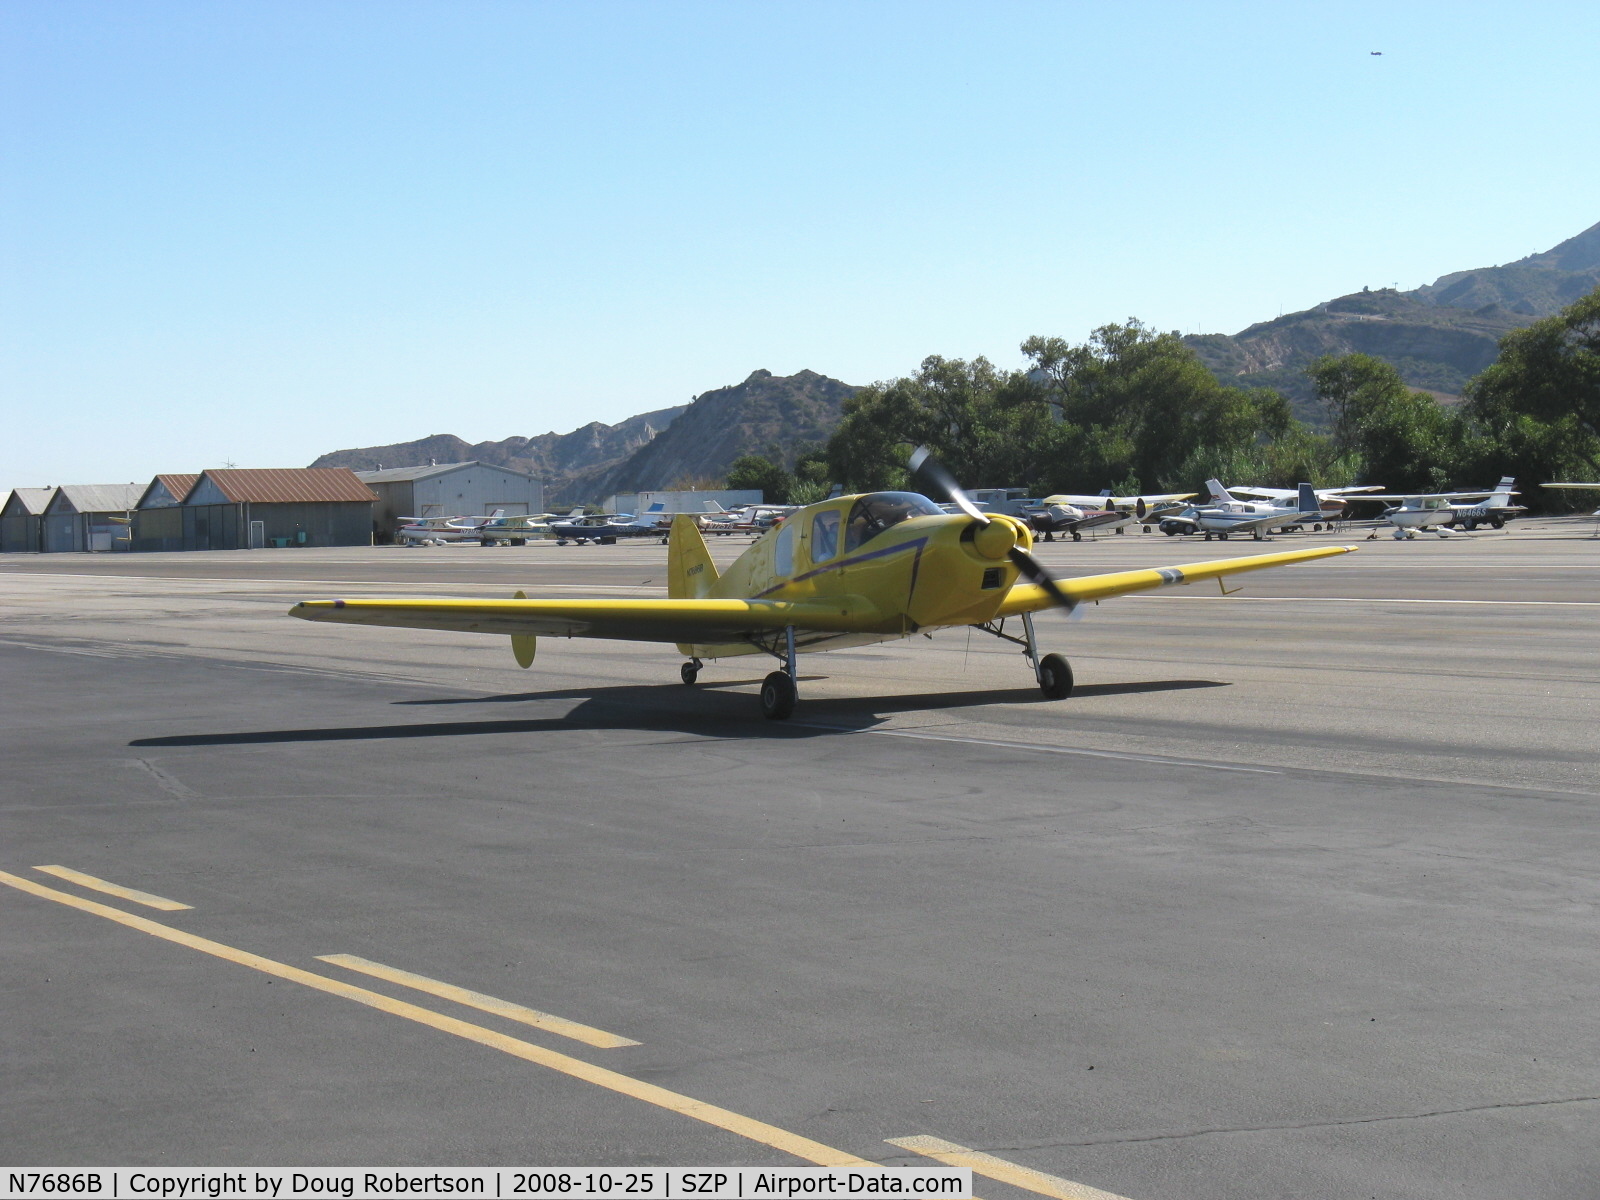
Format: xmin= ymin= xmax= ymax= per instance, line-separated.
xmin=0 ymin=488 xmax=53 ymax=553
xmin=164 ymin=468 xmax=378 ymax=549
xmin=40 ymin=484 xmax=144 ymax=552
xmin=357 ymin=461 xmax=545 ymax=543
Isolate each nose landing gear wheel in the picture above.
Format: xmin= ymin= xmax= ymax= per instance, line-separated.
xmin=760 ymin=671 xmax=797 ymax=720
xmin=680 ymin=660 xmax=701 ymax=685
xmin=1037 ymin=653 xmax=1074 ymax=700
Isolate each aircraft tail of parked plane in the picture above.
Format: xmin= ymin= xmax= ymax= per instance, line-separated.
xmin=668 ymin=515 xmax=719 ymax=601
xmin=1206 ymin=479 xmax=1237 ymax=504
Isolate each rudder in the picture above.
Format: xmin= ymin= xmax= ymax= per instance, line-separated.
xmin=668 ymin=514 xmax=718 ymax=599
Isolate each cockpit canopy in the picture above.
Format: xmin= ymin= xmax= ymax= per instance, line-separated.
xmin=844 ymin=491 xmax=945 ymax=552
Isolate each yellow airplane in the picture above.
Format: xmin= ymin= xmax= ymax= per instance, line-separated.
xmin=291 ymin=451 xmax=1358 ymax=719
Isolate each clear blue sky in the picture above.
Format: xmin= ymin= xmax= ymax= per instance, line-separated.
xmin=3 ymin=0 xmax=1596 ymax=488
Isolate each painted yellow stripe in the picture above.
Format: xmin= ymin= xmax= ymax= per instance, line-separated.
xmin=317 ymin=953 xmax=638 ymax=1049
xmin=888 ymin=1135 xmax=1132 ymax=1200
xmin=0 ymin=870 xmax=865 ymax=1167
xmin=33 ymin=865 xmax=192 ymax=911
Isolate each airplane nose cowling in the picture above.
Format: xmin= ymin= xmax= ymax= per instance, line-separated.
xmin=973 ymin=518 xmax=1019 ymax=560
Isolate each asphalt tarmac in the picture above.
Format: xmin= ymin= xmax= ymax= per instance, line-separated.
xmin=3 ymin=520 xmax=1598 ymax=1198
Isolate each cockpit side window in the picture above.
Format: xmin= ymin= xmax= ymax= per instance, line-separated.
xmin=843 ymin=492 xmax=944 ymax=552
xmin=774 ymin=522 xmax=794 ymax=577
xmin=810 ymin=509 xmax=840 ymax=563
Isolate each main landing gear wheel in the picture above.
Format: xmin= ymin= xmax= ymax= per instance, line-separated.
xmin=680 ymin=659 xmax=701 ymax=686
xmin=1037 ymin=652 xmax=1074 ymax=700
xmin=760 ymin=671 xmax=797 ymax=720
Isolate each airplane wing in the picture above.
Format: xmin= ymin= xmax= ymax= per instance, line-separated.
xmin=1361 ymin=492 xmax=1495 ymax=502
xmin=996 ymin=544 xmax=1356 ymax=616
xmin=1044 ymin=494 xmax=1115 ymax=508
xmin=290 ymin=595 xmax=884 ymax=644
xmin=1220 ymin=509 xmax=1316 ymax=534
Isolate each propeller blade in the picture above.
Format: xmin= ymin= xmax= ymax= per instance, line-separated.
xmin=1008 ymin=546 xmax=1075 ymax=611
xmin=909 ymin=445 xmax=989 ymax=524
xmin=1135 ymin=497 xmax=1147 ymax=519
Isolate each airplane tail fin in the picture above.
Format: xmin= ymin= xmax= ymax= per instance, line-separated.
xmin=668 ymin=514 xmax=718 ymax=600
xmin=1206 ymin=478 xmax=1235 ymax=503
xmin=703 ymin=500 xmax=726 ymax=513
xmin=1297 ymin=482 xmax=1320 ymax=517
xmin=1488 ymin=476 xmax=1516 ymax=506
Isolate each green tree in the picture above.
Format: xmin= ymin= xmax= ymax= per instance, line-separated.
xmin=725 ymin=454 xmax=793 ymax=504
xmin=1306 ymin=353 xmax=1460 ymax=492
xmin=1465 ymin=286 xmax=1600 ymax=481
xmin=825 ymin=355 xmax=1051 ymax=492
xmin=1023 ymin=322 xmax=1304 ymax=493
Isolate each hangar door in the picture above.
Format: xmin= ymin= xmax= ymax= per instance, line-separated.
xmin=43 ymin=513 xmax=78 ymax=553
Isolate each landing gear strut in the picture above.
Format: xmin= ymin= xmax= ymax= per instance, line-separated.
xmin=1015 ymin=612 xmax=1075 ymax=700
xmin=760 ymin=626 xmax=798 ymax=719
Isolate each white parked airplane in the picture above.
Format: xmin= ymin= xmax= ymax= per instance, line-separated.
xmin=1228 ymin=483 xmax=1385 ymax=519
xmin=1361 ymin=478 xmax=1523 ymax=539
xmin=696 ymin=501 xmax=797 ymax=536
xmin=1159 ymin=482 xmax=1324 ymax=541
xmin=1024 ymin=489 xmax=1196 ymax=540
xmin=549 ymin=503 xmax=672 ymax=545
xmin=1542 ymin=482 xmax=1600 ymax=528
xmin=397 ymin=509 xmax=506 ymax=546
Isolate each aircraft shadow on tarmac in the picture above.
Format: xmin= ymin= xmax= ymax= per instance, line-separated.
xmin=127 ymin=679 xmax=1227 ymax=749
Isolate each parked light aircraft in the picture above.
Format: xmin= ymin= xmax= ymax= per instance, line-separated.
xmin=1025 ymin=490 xmax=1195 ymax=541
xmin=696 ymin=502 xmax=797 ymax=536
xmin=476 ymin=512 xmax=569 ymax=546
xmin=1361 ymin=478 xmax=1523 ymax=538
xmin=397 ymin=510 xmax=507 ymax=546
xmin=549 ymin=503 xmax=672 ymax=545
xmin=292 ymin=450 xmax=1357 ymax=719
xmin=1159 ymin=483 xmax=1325 ymax=540
xmin=1227 ymin=484 xmax=1385 ymax=518
xmin=1542 ymin=482 xmax=1600 ymax=518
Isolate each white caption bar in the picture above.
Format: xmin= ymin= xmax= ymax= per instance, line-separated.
xmin=1 ymin=1170 xmax=971 ymax=1200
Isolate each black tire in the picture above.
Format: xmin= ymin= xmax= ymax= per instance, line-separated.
xmin=1037 ymin=653 xmax=1074 ymax=700
xmin=1143 ymin=525 xmax=1152 ymax=533
xmin=556 ymin=539 xmax=568 ymax=546
xmin=680 ymin=661 xmax=700 ymax=686
xmin=760 ymin=671 xmax=797 ymax=720
xmin=1071 ymin=530 xmax=1082 ymax=542
xmin=511 ymin=538 xmax=526 ymax=547
xmin=1490 ymin=516 xmax=1504 ymax=529
xmin=1463 ymin=519 xmax=1477 ymax=532
xmin=480 ymin=538 xmax=494 ymax=547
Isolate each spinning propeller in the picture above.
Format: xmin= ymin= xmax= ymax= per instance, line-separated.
xmin=909 ymin=446 xmax=1076 ymax=612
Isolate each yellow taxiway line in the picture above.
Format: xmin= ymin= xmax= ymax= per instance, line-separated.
xmin=888 ymin=1135 xmax=1131 ymax=1200
xmin=0 ymin=869 xmax=867 ymax=1167
xmin=317 ymin=952 xmax=639 ymax=1048
xmin=33 ymin=864 xmax=192 ymax=911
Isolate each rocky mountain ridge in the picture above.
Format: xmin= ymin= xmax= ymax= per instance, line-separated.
xmin=310 ymin=370 xmax=858 ymax=504
xmin=310 ymin=405 xmax=686 ymax=502
xmin=1186 ymin=219 xmax=1599 ymax=419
